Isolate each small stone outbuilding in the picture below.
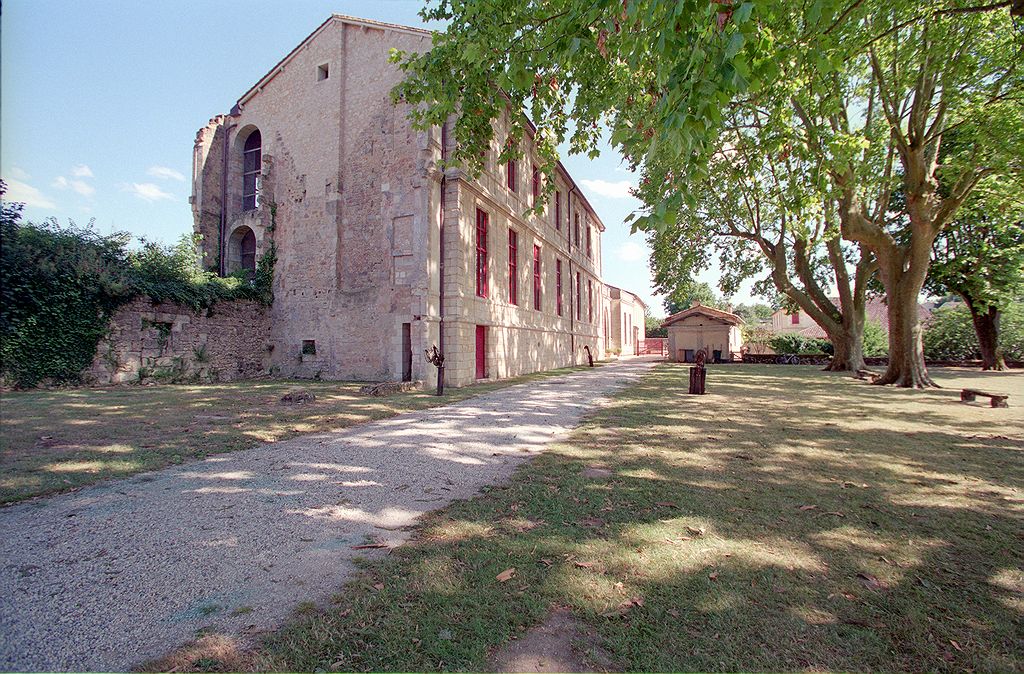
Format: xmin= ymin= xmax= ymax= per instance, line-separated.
xmin=662 ymin=303 xmax=743 ymax=363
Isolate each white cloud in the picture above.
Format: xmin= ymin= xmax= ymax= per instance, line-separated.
xmin=616 ymin=240 xmax=647 ymax=263
xmin=70 ymin=164 xmax=94 ymax=178
xmin=147 ymin=165 xmax=186 ymax=182
xmin=6 ymin=166 xmax=31 ymax=180
xmin=580 ymin=178 xmax=636 ymax=200
xmin=124 ymin=182 xmax=174 ymax=202
xmin=4 ymin=179 xmax=56 ymax=209
xmin=53 ymin=175 xmax=96 ymax=197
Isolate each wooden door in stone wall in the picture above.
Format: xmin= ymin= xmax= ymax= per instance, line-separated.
xmin=401 ymin=323 xmax=412 ymax=382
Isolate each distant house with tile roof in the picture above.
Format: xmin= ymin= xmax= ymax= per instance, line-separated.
xmin=770 ymin=298 xmax=935 ymax=339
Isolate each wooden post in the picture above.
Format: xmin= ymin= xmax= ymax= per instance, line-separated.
xmin=688 ymin=349 xmax=707 ymax=394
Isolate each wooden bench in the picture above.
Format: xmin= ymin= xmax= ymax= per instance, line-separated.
xmin=961 ymin=388 xmax=1009 ymax=408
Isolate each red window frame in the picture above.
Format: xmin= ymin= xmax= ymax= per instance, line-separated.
xmin=576 ymin=271 xmax=582 ymax=320
xmin=506 ymin=157 xmax=516 ymax=192
xmin=588 ymin=279 xmax=593 ymax=322
xmin=556 ymin=259 xmax=563 ymax=316
xmin=586 ymin=226 xmax=592 ymax=258
xmin=574 ymin=214 xmax=580 ymax=249
xmin=531 ymin=164 xmax=540 ymax=207
xmin=791 ymin=312 xmax=799 ymax=324
xmin=476 ymin=209 xmax=489 ymax=298
xmin=508 ymin=228 xmax=518 ymax=305
xmin=555 ymin=191 xmax=562 ymax=230
xmin=533 ymin=245 xmax=542 ymax=311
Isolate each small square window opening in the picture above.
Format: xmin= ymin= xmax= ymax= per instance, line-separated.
xmin=317 ymin=64 xmax=329 ymax=81
xmin=301 ymin=340 xmax=317 ymax=355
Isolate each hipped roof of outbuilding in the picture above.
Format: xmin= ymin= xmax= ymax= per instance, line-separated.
xmin=662 ymin=303 xmax=744 ymax=328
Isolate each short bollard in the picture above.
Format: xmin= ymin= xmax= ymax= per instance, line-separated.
xmin=688 ymin=349 xmax=707 ymax=395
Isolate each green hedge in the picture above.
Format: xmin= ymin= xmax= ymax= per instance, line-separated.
xmin=923 ymin=302 xmax=1024 ymax=361
xmin=0 ymin=191 xmax=275 ymax=388
xmin=768 ymin=333 xmax=831 ymax=355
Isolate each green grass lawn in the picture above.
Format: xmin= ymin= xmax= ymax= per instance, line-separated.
xmin=186 ymin=364 xmax=1021 ymax=673
xmin=0 ymin=366 xmax=596 ymax=504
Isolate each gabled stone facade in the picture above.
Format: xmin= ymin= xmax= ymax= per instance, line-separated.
xmin=191 ymin=14 xmax=631 ymax=387
xmin=605 ymin=285 xmax=647 ymax=356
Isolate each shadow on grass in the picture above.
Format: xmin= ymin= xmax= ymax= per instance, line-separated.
xmin=0 ymin=365 xmax=602 ymax=504
xmin=251 ymin=365 xmax=1022 ymax=673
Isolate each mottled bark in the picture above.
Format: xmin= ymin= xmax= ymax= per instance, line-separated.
xmin=874 ymin=255 xmax=936 ymax=387
xmin=825 ymin=317 xmax=866 ymax=373
xmin=965 ymin=297 xmax=1007 ymax=371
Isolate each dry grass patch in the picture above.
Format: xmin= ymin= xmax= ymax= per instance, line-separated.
xmin=0 ymin=366 xmax=594 ymax=504
xmin=198 ymin=363 xmax=1024 ymax=673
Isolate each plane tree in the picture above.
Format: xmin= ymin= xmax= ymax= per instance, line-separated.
xmin=391 ymin=0 xmax=1023 ymax=387
xmin=925 ymin=177 xmax=1024 ymax=370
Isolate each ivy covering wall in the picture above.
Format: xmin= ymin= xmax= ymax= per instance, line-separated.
xmin=0 ymin=184 xmax=275 ymax=388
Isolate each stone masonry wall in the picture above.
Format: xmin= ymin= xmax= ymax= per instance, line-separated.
xmin=189 ymin=15 xmax=623 ymax=389
xmin=85 ymin=297 xmax=271 ymax=385
xmin=192 ymin=19 xmax=435 ymax=383
xmin=439 ymin=108 xmax=607 ymax=387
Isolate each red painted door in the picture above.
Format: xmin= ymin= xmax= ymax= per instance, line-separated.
xmin=475 ymin=325 xmax=486 ymax=379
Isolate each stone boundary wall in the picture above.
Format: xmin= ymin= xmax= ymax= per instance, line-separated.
xmin=85 ymin=297 xmax=272 ymax=385
xmin=742 ymin=353 xmax=1022 ymax=368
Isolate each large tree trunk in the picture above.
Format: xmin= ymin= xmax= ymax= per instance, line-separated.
xmin=965 ymin=298 xmax=1007 ymax=371
xmin=825 ymin=316 xmax=866 ymax=372
xmin=875 ymin=264 xmax=936 ymax=387
xmin=837 ymin=182 xmax=937 ymax=388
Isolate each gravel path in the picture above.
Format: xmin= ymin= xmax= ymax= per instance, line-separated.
xmin=0 ymin=358 xmax=657 ymax=672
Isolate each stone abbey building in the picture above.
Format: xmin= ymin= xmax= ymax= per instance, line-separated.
xmin=191 ymin=14 xmax=645 ymax=387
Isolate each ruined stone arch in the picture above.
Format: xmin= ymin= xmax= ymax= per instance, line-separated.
xmin=227 ymin=225 xmax=257 ymax=273
xmin=233 ymin=125 xmax=262 ymax=212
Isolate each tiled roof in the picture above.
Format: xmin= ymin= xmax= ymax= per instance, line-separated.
xmin=662 ymin=303 xmax=744 ymax=328
xmin=787 ymin=298 xmax=934 ymax=338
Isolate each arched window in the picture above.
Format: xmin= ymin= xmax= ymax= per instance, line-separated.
xmin=228 ymin=226 xmax=257 ymax=273
xmin=240 ymin=228 xmax=256 ymax=271
xmin=242 ymin=130 xmax=261 ymax=211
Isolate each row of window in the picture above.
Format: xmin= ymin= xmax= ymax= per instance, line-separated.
xmin=475 ymin=208 xmax=597 ymax=323
xmin=504 ymin=158 xmax=594 ymax=260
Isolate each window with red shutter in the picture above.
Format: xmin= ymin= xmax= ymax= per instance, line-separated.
xmin=476 ymin=209 xmax=489 ymax=298
xmin=791 ymin=312 xmax=799 ymax=324
xmin=508 ymin=228 xmax=518 ymax=305
xmin=576 ymin=271 xmax=581 ymax=320
xmin=555 ymin=191 xmax=561 ymax=230
xmin=556 ymin=259 xmax=563 ymax=316
xmin=531 ymin=165 xmax=540 ymax=207
xmin=588 ymin=279 xmax=593 ymax=321
xmin=574 ymin=214 xmax=580 ymax=249
xmin=533 ymin=245 xmax=541 ymax=311
xmin=506 ymin=157 xmax=516 ymax=192
xmin=586 ymin=226 xmax=592 ymax=258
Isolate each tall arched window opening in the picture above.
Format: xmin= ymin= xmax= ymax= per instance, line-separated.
xmin=242 ymin=131 xmax=261 ymax=211
xmin=240 ymin=228 xmax=256 ymax=271
xmin=228 ymin=226 xmax=257 ymax=273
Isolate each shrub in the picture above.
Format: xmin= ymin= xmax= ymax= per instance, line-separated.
xmin=768 ymin=333 xmax=830 ymax=355
xmin=922 ymin=304 xmax=977 ymax=360
xmin=862 ymin=319 xmax=889 ymax=357
xmin=923 ymin=301 xmax=1024 ymax=361
xmin=0 ymin=184 xmax=276 ymax=387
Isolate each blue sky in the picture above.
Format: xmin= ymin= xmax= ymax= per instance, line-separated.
xmin=1 ymin=1 xmax=756 ymax=314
